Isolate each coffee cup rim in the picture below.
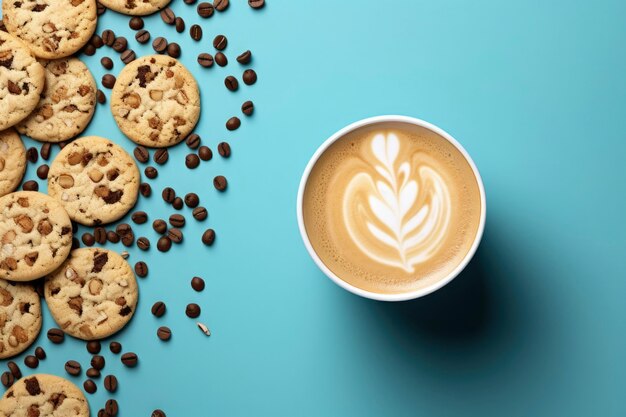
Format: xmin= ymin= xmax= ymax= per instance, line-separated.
xmin=296 ymin=115 xmax=487 ymax=302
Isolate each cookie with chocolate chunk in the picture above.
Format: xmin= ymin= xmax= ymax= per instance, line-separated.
xmin=0 ymin=374 xmax=89 ymax=416
xmin=0 ymin=32 xmax=45 ymax=130
xmin=111 ymin=55 xmax=200 ymax=148
xmin=16 ymin=58 xmax=96 ymax=142
xmin=0 ymin=191 xmax=73 ymax=282
xmin=2 ymin=0 xmax=97 ymax=59
xmin=45 ymin=248 xmax=138 ymax=340
xmin=0 ymin=129 xmax=27 ymax=198
xmin=0 ymin=279 xmax=41 ymax=359
xmin=47 ymin=136 xmax=140 ymax=226
xmin=98 ymin=0 xmax=171 ymax=16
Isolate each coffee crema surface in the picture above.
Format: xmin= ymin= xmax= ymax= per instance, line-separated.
xmin=302 ymin=122 xmax=482 ymax=294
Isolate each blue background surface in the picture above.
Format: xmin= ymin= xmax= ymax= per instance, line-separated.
xmin=4 ymin=0 xmax=626 ymax=415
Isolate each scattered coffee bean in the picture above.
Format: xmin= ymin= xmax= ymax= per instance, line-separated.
xmin=136 ymin=29 xmax=150 ymax=44
xmin=140 ymin=182 xmax=152 ymax=197
xmin=214 ymin=175 xmax=228 ymax=191
xmin=153 ymin=37 xmax=168 ymax=53
xmin=213 ymin=34 xmax=227 ymax=50
xmin=162 ymin=187 xmax=176 ymax=203
xmin=236 ymin=50 xmax=252 ymax=64
xmin=84 ymin=379 xmax=97 ymax=394
xmin=135 ymin=261 xmax=148 ymax=277
xmin=110 ymin=341 xmax=122 ymax=354
xmin=184 ymin=193 xmax=199 ymax=208
xmin=190 ymin=24 xmax=202 ymax=41
xmin=72 ymin=237 xmax=80 ymax=250
xmin=243 ymin=69 xmax=257 ymax=85
xmin=191 ymin=276 xmax=205 ymax=292
xmin=121 ymin=353 xmax=138 ymax=368
xmin=94 ymin=227 xmax=107 ymax=244
xmin=153 ymin=149 xmax=169 ymax=165
xmin=175 ymin=17 xmax=185 ymax=33
xmin=131 ymin=211 xmax=148 ymax=224
xmin=26 ymin=147 xmax=38 ymax=163
xmin=193 ymin=206 xmax=208 ymax=221
xmin=172 ymin=197 xmax=184 ymax=210
xmin=48 ymin=328 xmax=65 ymax=343
xmin=83 ymin=44 xmax=96 ymax=56
xmin=145 ymin=166 xmax=158 ymax=179
xmin=197 ymin=53 xmax=214 ymax=67
xmin=186 ymin=133 xmax=201 ymax=149
xmin=24 ymin=355 xmax=38 ymax=369
xmin=185 ymin=154 xmax=200 ymax=169
xmin=22 ymin=180 xmax=38 ymax=191
xmin=102 ymin=74 xmax=116 ymax=89
xmin=202 ymin=229 xmax=216 ymax=246
xmin=117 ymin=223 xmax=132 ymax=237
xmin=152 ymin=301 xmax=166 ymax=317
xmin=226 ymin=116 xmax=241 ymax=130
xmin=197 ymin=2 xmax=214 ymax=17
xmin=217 ymin=142 xmax=231 ymax=158
xmin=215 ymin=52 xmax=228 ymax=66
xmin=101 ymin=56 xmax=113 ymax=70
xmin=167 ymin=42 xmax=181 ymax=58
xmin=40 ymin=143 xmax=51 ymax=160
xmin=157 ymin=236 xmax=172 ymax=252
xmin=184 ymin=0 xmax=197 ymax=3
xmin=112 ymin=36 xmax=128 ymax=53
xmin=137 ymin=237 xmax=150 ymax=251
xmin=106 ymin=398 xmax=119 ymax=415
xmin=87 ymin=368 xmax=100 ymax=378
xmin=1 ymin=372 xmax=14 ymax=388
xmin=7 ymin=361 xmax=21 ymax=379
xmin=167 ymin=228 xmax=183 ymax=243
xmin=241 ymin=100 xmax=254 ymax=116
xmin=214 ymin=0 xmax=229 ymax=11
xmin=152 ymin=410 xmax=166 ymax=417
xmin=160 ymin=7 xmax=176 ymax=25
xmin=249 ymin=0 xmax=265 ymax=9
xmin=157 ymin=326 xmax=172 ymax=341
xmin=153 ymin=219 xmax=167 ymax=234
xmin=129 ymin=16 xmax=144 ymax=30
xmin=97 ymin=2 xmax=106 ymax=15
xmin=224 ymin=75 xmax=238 ymax=91
xmin=169 ymin=214 xmax=185 ymax=228
xmin=82 ymin=232 xmax=95 ymax=246
xmin=91 ymin=355 xmax=105 ymax=370
xmin=107 ymin=231 xmax=120 ymax=243
xmin=96 ymin=89 xmax=106 ymax=104
xmin=104 ymin=375 xmax=118 ymax=392
xmin=36 ymin=164 xmax=49 ymax=179
xmin=102 ymin=29 xmax=115 ymax=46
xmin=65 ymin=360 xmax=81 ymax=376
xmin=198 ymin=146 xmax=212 ymax=161
xmin=34 ymin=346 xmax=46 ymax=360
xmin=186 ymin=303 xmax=201 ymax=318
xmin=121 ymin=49 xmax=136 ymax=64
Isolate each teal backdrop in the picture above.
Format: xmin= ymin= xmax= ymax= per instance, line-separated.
xmin=3 ymin=0 xmax=626 ymax=415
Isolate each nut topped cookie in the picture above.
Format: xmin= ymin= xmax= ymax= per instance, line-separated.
xmin=0 ymin=191 xmax=73 ymax=282
xmin=48 ymin=136 xmax=140 ymax=226
xmin=45 ymin=248 xmax=138 ymax=340
xmin=2 ymin=0 xmax=97 ymax=59
xmin=0 ymin=31 xmax=45 ymax=130
xmin=16 ymin=58 xmax=97 ymax=142
xmin=98 ymin=0 xmax=171 ymax=16
xmin=0 ymin=129 xmax=26 ymax=198
xmin=0 ymin=374 xmax=89 ymax=417
xmin=111 ymin=55 xmax=200 ymax=148
xmin=0 ymin=279 xmax=42 ymax=359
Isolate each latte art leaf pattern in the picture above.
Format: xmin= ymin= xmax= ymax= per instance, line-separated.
xmin=342 ymin=133 xmax=452 ymax=272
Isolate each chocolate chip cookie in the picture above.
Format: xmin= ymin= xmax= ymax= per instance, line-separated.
xmin=0 ymin=129 xmax=26 ymax=198
xmin=48 ymin=136 xmax=140 ymax=226
xmin=0 ymin=31 xmax=45 ymax=130
xmin=16 ymin=58 xmax=97 ymax=142
xmin=98 ymin=0 xmax=171 ymax=16
xmin=0 ymin=279 xmax=41 ymax=359
xmin=2 ymin=0 xmax=97 ymax=59
xmin=0 ymin=374 xmax=89 ymax=416
xmin=0 ymin=191 xmax=73 ymax=282
xmin=45 ymin=248 xmax=138 ymax=340
xmin=111 ymin=55 xmax=200 ymax=148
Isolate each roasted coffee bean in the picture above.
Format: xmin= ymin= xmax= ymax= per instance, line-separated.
xmin=213 ymin=34 xmax=227 ymax=50
xmin=236 ymin=50 xmax=252 ymax=64
xmin=83 ymin=44 xmax=96 ymax=56
xmin=213 ymin=175 xmax=228 ymax=191
xmin=157 ymin=236 xmax=172 ymax=252
xmin=92 ymin=34 xmax=104 ymax=49
xmin=122 ymin=233 xmax=135 ymax=247
xmin=193 ymin=206 xmax=208 ymax=221
xmin=107 ymin=230 xmax=120 ymax=243
xmin=217 ymin=142 xmax=231 ymax=157
xmin=22 ymin=180 xmax=38 ymax=191
xmin=97 ymin=1 xmax=106 ymax=15
xmin=102 ymin=29 xmax=115 ymax=46
xmin=82 ymin=232 xmax=95 ymax=246
xmin=137 ymin=237 xmax=150 ymax=251
xmin=224 ymin=75 xmax=238 ymax=91
xmin=191 ymin=276 xmax=205 ymax=292
xmin=214 ymin=0 xmax=229 ymax=11
xmin=198 ymin=146 xmax=212 ymax=161
xmin=40 ymin=143 xmax=51 ymax=160
xmin=1 ymin=372 xmax=14 ymax=388
xmin=121 ymin=49 xmax=136 ymax=64
xmin=102 ymin=74 xmax=116 ymax=89
xmin=140 ymin=182 xmax=152 ymax=197
xmin=152 ymin=410 xmax=166 ymax=417
xmin=154 ymin=148 xmax=169 ymax=164
xmin=202 ymin=228 xmax=216 ymax=246
xmin=109 ymin=341 xmax=122 ymax=354
xmin=136 ymin=29 xmax=150 ymax=44
xmin=167 ymin=42 xmax=181 ymax=58
xmin=84 ymin=379 xmax=97 ymax=394
xmin=226 ymin=116 xmax=241 ymax=130
xmin=134 ymin=261 xmax=148 ymax=277
xmin=72 ymin=237 xmax=80 ymax=250
xmin=186 ymin=133 xmax=201 ymax=149
xmin=145 ymin=166 xmax=158 ymax=179
xmin=36 ymin=164 xmax=49 ymax=179
xmin=8 ymin=361 xmax=21 ymax=379
xmin=241 ymin=100 xmax=254 ymax=116
xmin=112 ymin=37 xmax=128 ymax=52
xmin=129 ymin=17 xmax=144 ymax=30
xmin=169 ymin=214 xmax=185 ymax=227
xmin=160 ymin=7 xmax=176 ymax=24
xmin=167 ymin=228 xmax=183 ymax=243
xmin=197 ymin=2 xmax=214 ymax=17
xmin=184 ymin=193 xmax=199 ymax=208
xmin=65 ymin=360 xmax=81 ymax=376
xmin=157 ymin=326 xmax=172 ymax=341
xmin=186 ymin=303 xmax=201 ymax=318
xmin=87 ymin=341 xmax=101 ymax=354
xmin=190 ymin=24 xmax=202 ymax=41
xmin=27 ymin=147 xmax=38 ymax=163
xmin=152 ymin=301 xmax=166 ymax=317
xmin=116 ymin=223 xmax=132 ymax=236
xmin=243 ymin=69 xmax=257 ymax=85
xmin=96 ymin=89 xmax=106 ymax=104
xmin=153 ymin=219 xmax=168 ymax=234
xmin=184 ymin=0 xmax=197 ymax=3
xmin=249 ymin=0 xmax=265 ymax=9
xmin=94 ymin=227 xmax=107 ymax=244
xmin=104 ymin=375 xmax=118 ymax=392
xmin=101 ymin=56 xmax=113 ymax=70
xmin=197 ymin=53 xmax=214 ymax=67
xmin=131 ymin=211 xmax=148 ymax=224
xmin=48 ymin=328 xmax=65 ymax=343
xmin=153 ymin=37 xmax=168 ymax=53
xmin=86 ymin=368 xmax=100 ymax=378
xmin=215 ymin=52 xmax=228 ymax=66
xmin=185 ymin=154 xmax=200 ymax=169
xmin=172 ymin=197 xmax=184 ymax=209
xmin=175 ymin=17 xmax=185 ymax=33
xmin=106 ymin=398 xmax=120 ymax=415
xmin=24 ymin=355 xmax=38 ymax=369
xmin=162 ymin=187 xmax=176 ymax=203
xmin=91 ymin=355 xmax=105 ymax=370
xmin=34 ymin=346 xmax=46 ymax=360
xmin=121 ymin=353 xmax=138 ymax=368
